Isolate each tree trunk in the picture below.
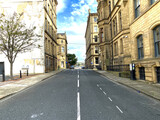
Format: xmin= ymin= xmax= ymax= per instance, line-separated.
xmin=10 ymin=62 xmax=13 ymax=80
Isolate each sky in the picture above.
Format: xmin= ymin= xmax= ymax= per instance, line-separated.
xmin=57 ymin=0 xmax=98 ymax=62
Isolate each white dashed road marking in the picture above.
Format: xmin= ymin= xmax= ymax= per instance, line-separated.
xmin=103 ymin=91 xmax=107 ymax=95
xmin=77 ymin=70 xmax=81 ymax=120
xmin=108 ymin=97 xmax=112 ymax=102
xmin=100 ymin=88 xmax=102 ymax=91
xmin=116 ymin=106 xmax=123 ymax=113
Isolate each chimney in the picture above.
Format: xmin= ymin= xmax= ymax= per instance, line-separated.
xmin=88 ymin=9 xmax=91 ymax=14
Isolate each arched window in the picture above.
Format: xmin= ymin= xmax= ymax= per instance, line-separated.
xmin=134 ymin=0 xmax=140 ymax=18
xmin=137 ymin=35 xmax=144 ymax=59
xmin=61 ymin=46 xmax=65 ymax=53
xmin=94 ymin=26 xmax=98 ymax=32
xmin=151 ymin=0 xmax=158 ymax=5
xmin=153 ymin=25 xmax=160 ymax=57
xmin=109 ymin=1 xmax=111 ymax=14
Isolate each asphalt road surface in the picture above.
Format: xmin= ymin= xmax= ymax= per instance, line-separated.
xmin=0 ymin=70 xmax=160 ymax=120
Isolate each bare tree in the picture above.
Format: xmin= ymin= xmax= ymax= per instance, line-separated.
xmin=0 ymin=12 xmax=41 ymax=79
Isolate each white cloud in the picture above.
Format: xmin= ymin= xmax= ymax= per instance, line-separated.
xmin=80 ymin=0 xmax=85 ymax=4
xmin=57 ymin=0 xmax=66 ymax=14
xmin=57 ymin=0 xmax=98 ymax=62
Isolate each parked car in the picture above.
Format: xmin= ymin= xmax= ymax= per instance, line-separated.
xmin=81 ymin=66 xmax=85 ymax=69
xmin=70 ymin=65 xmax=74 ymax=69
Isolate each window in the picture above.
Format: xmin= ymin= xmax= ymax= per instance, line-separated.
xmin=113 ymin=20 xmax=115 ymax=35
xmin=61 ymin=61 xmax=64 ymax=68
xmin=120 ymin=39 xmax=123 ymax=54
xmin=134 ymin=0 xmax=140 ymax=18
xmin=45 ymin=1 xmax=47 ymax=9
xmin=48 ymin=41 xmax=50 ymax=53
xmin=153 ymin=25 xmax=160 ymax=57
xmin=109 ymin=1 xmax=111 ymax=14
xmin=101 ymin=11 xmax=103 ymax=19
xmin=48 ymin=22 xmax=50 ymax=32
xmin=94 ymin=26 xmax=98 ymax=32
xmin=137 ymin=35 xmax=144 ymax=59
xmin=52 ymin=44 xmax=54 ymax=55
xmin=113 ymin=18 xmax=117 ymax=36
xmin=115 ymin=17 xmax=117 ymax=34
xmin=61 ymin=40 xmax=63 ymax=44
xmin=45 ymin=57 xmax=48 ymax=68
xmin=59 ymin=46 xmax=61 ymax=53
xmin=100 ymin=28 xmax=103 ymax=42
xmin=94 ymin=35 xmax=98 ymax=42
xmin=45 ymin=19 xmax=47 ymax=31
xmin=50 ymin=26 xmax=52 ymax=35
xmin=95 ymin=57 xmax=99 ymax=64
xmin=45 ymin=38 xmax=47 ymax=51
xmin=62 ymin=46 xmax=65 ymax=53
xmin=119 ymin=11 xmax=122 ymax=31
xmin=110 ymin=23 xmax=112 ymax=39
xmin=151 ymin=0 xmax=158 ymax=5
xmin=139 ymin=67 xmax=145 ymax=80
xmin=95 ymin=46 xmax=99 ymax=53
xmin=94 ymin=17 xmax=97 ymax=22
xmin=48 ymin=4 xmax=49 ymax=12
xmin=112 ymin=0 xmax=115 ymax=8
xmin=52 ymin=28 xmax=54 ymax=37
xmin=114 ymin=42 xmax=118 ymax=56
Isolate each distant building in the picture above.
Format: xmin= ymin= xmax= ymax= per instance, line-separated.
xmin=97 ymin=0 xmax=131 ymax=70
xmin=57 ymin=33 xmax=68 ymax=69
xmin=85 ymin=10 xmax=100 ymax=69
xmin=0 ymin=0 xmax=58 ymax=75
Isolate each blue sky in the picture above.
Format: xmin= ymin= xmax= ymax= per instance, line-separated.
xmin=57 ymin=0 xmax=97 ymax=62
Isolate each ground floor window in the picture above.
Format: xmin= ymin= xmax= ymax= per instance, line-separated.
xmin=156 ymin=67 xmax=160 ymax=83
xmin=61 ymin=61 xmax=64 ymax=68
xmin=139 ymin=67 xmax=145 ymax=80
xmin=95 ymin=57 xmax=99 ymax=64
xmin=153 ymin=25 xmax=160 ymax=57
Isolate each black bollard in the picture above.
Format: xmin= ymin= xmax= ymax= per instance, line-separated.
xmin=20 ymin=70 xmax=22 ymax=78
xmin=2 ymin=72 xmax=5 ymax=82
xmin=27 ymin=69 xmax=29 ymax=76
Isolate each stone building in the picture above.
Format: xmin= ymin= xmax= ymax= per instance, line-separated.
xmin=57 ymin=33 xmax=68 ymax=69
xmin=0 ymin=0 xmax=58 ymax=75
xmin=85 ymin=10 xmax=100 ymax=69
xmin=129 ymin=0 xmax=160 ymax=83
xmin=96 ymin=0 xmax=160 ymax=83
xmin=44 ymin=0 xmax=58 ymax=72
xmin=97 ymin=0 xmax=131 ymax=70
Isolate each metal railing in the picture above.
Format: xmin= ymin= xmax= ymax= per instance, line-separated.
xmin=107 ymin=64 xmax=130 ymax=72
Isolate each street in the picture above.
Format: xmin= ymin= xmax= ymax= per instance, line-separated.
xmin=0 ymin=69 xmax=160 ymax=120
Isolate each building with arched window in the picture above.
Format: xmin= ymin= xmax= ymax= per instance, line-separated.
xmin=130 ymin=0 xmax=160 ymax=83
xmin=96 ymin=0 xmax=160 ymax=83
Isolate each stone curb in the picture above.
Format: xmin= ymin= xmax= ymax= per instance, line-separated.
xmin=0 ymin=70 xmax=63 ymax=101
xmin=94 ymin=70 xmax=160 ymax=101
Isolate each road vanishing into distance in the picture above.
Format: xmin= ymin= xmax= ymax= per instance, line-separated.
xmin=0 ymin=70 xmax=160 ymax=120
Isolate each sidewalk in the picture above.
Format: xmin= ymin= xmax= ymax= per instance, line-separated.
xmin=95 ymin=70 xmax=160 ymax=101
xmin=0 ymin=70 xmax=62 ymax=100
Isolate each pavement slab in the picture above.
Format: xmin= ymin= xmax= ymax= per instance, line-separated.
xmin=0 ymin=70 xmax=62 ymax=100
